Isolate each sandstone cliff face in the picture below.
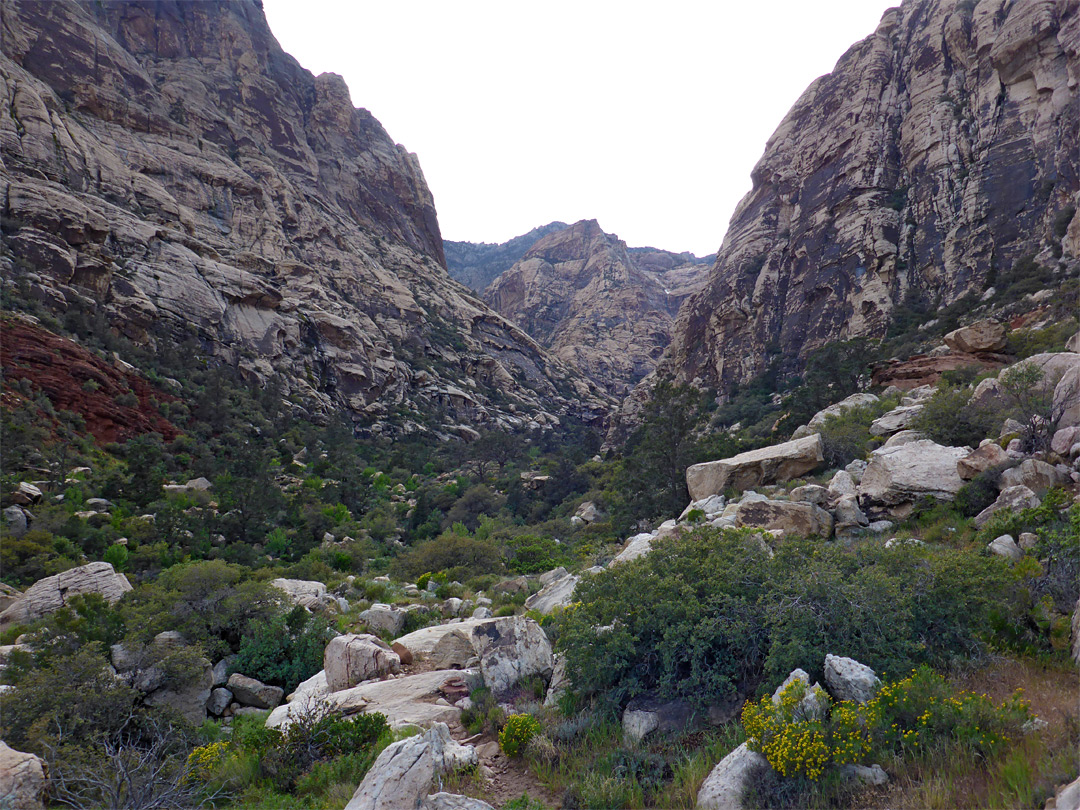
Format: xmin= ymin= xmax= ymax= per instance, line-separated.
xmin=445 ymin=222 xmax=569 ymax=293
xmin=0 ymin=0 xmax=608 ymax=434
xmin=484 ymin=220 xmax=709 ymax=394
xmin=660 ymin=0 xmax=1079 ymax=393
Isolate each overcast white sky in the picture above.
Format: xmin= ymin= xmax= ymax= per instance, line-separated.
xmin=262 ymin=1 xmax=899 ymax=257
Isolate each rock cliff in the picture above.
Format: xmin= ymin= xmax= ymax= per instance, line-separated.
xmin=658 ymin=0 xmax=1079 ymax=393
xmin=484 ymin=220 xmax=710 ymax=394
xmin=0 ymin=0 xmax=609 ymax=434
xmin=445 ymin=222 xmax=569 ymax=293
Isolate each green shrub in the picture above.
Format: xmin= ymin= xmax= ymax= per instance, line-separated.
xmin=392 ymin=531 xmax=503 ymax=582
xmin=817 ymin=399 xmax=894 ymax=467
xmin=499 ymin=713 xmax=541 ymax=757
xmin=954 ymin=470 xmax=1004 ymax=517
xmin=558 ymin=529 xmax=1016 ymax=710
xmin=914 ymin=383 xmax=996 ymax=448
xmin=232 ymin=605 xmax=329 ymax=692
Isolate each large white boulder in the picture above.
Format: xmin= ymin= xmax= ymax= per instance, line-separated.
xmin=823 ymin=654 xmax=879 ymax=704
xmin=998 ymin=458 xmax=1069 ymax=494
xmin=696 ymin=742 xmax=769 ymax=810
xmin=610 ymin=532 xmax=655 ymax=565
xmin=344 ymin=722 xmax=477 ymax=810
xmin=324 ymin=634 xmax=400 ymax=692
xmin=973 ymin=485 xmax=1041 ymax=528
xmin=359 ymin=604 xmax=407 ymax=637
xmin=858 ymin=440 xmax=967 ymax=506
xmin=524 ymin=574 xmax=579 ymax=614
xmin=0 ymin=742 xmax=47 ymax=810
xmin=869 ymin=405 xmax=923 ymax=437
xmin=0 ymin=562 xmax=132 ymax=627
xmin=686 ymin=434 xmax=824 ymax=500
xmin=943 ymin=320 xmax=1007 ymax=353
xmin=735 ymin=499 xmax=834 ymax=538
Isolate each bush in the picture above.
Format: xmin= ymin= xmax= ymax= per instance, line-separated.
xmin=499 ymin=713 xmax=541 ymax=757
xmin=558 ymin=529 xmax=1017 ymax=710
xmin=743 ymin=668 xmax=1032 ymax=783
xmin=817 ymin=399 xmax=895 ymax=467
xmin=954 ymin=470 xmax=1004 ymax=518
xmin=232 ymin=605 xmax=329 ymax=692
xmin=392 ymin=531 xmax=503 ymax=582
xmin=914 ymin=383 xmax=996 ymax=448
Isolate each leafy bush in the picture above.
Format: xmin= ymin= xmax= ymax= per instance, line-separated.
xmin=232 ymin=605 xmax=329 ymax=692
xmin=817 ymin=399 xmax=894 ymax=467
xmin=499 ymin=713 xmax=542 ymax=757
xmin=743 ymin=668 xmax=1032 ymax=784
xmin=914 ymin=383 xmax=996 ymax=448
xmin=558 ymin=529 xmax=1017 ymax=710
xmin=391 ymin=530 xmax=503 ymax=581
xmin=953 ymin=469 xmax=1004 ymax=518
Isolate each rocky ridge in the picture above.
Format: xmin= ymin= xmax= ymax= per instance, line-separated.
xmin=444 ymin=221 xmax=569 ymax=293
xmin=484 ymin=219 xmax=710 ymax=394
xmin=656 ymin=0 xmax=1078 ymax=395
xmin=0 ymin=0 xmax=609 ymax=436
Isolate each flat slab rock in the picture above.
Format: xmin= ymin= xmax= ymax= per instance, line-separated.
xmin=686 ymin=434 xmax=824 ymax=501
xmin=0 ymin=561 xmax=131 ymax=626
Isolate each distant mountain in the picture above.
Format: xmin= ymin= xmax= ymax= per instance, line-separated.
xmin=445 ymin=223 xmax=570 ymax=293
xmin=484 ymin=220 xmax=711 ymax=395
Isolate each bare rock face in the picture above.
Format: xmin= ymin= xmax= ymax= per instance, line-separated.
xmin=324 ymin=633 xmax=401 ymax=692
xmin=0 ymin=0 xmax=608 ymax=434
xmin=0 ymin=562 xmax=131 ymax=627
xmin=652 ymin=0 xmax=1078 ymax=396
xmin=485 ymin=220 xmax=709 ymax=395
xmin=0 ymin=742 xmax=47 ymax=810
xmin=686 ymin=434 xmax=824 ymax=501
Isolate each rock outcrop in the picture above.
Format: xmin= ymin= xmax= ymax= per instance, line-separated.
xmin=0 ymin=562 xmax=131 ymax=627
xmin=0 ymin=742 xmax=47 ymax=810
xmin=0 ymin=0 xmax=609 ymax=435
xmin=686 ymin=434 xmax=824 ymax=501
xmin=445 ymin=222 xmax=569 ymax=293
xmin=652 ymin=0 xmax=1078 ymax=396
xmin=485 ymin=220 xmax=709 ymax=394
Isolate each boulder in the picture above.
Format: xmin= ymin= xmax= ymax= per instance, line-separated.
xmin=943 ymin=320 xmax=1007 ymax=353
xmin=287 ymin=669 xmax=329 ymax=703
xmin=880 ymin=429 xmax=926 ymax=449
xmin=422 ymin=794 xmax=495 ymax=810
xmin=845 ymin=459 xmax=867 ymax=483
xmin=0 ymin=583 xmax=22 ymax=614
xmin=471 ymin=615 xmax=554 ymax=695
xmin=611 ymin=532 xmax=655 ymax=565
xmin=1045 ymin=775 xmax=1080 ymax=810
xmin=956 ymin=443 xmax=1011 ymax=480
xmin=573 ymin=501 xmax=603 ymax=523
xmin=621 ymin=695 xmax=704 ymax=744
xmin=858 ymin=441 xmax=967 ymax=507
xmin=538 ymin=566 xmax=569 ymax=587
xmin=679 ymin=494 xmax=727 ymax=520
xmin=344 ymin=722 xmax=477 ymax=810
xmin=686 ymin=434 xmax=824 ymax=500
xmin=84 ymin=498 xmax=112 ymax=512
xmin=211 ymin=656 xmax=236 ymax=687
xmin=271 ymin=669 xmax=484 ymax=731
xmin=806 ymin=393 xmax=880 ymax=431
xmin=492 ymin=576 xmax=528 ymax=596
xmin=324 ymin=634 xmax=401 ymax=692
xmin=2 ymin=506 xmax=29 ymax=538
xmin=772 ymin=669 xmax=827 ymax=721
xmin=0 ymin=562 xmax=132 ymax=627
xmin=227 ymin=673 xmax=284 ymax=709
xmin=827 ymin=470 xmax=857 ymax=498
xmin=987 ymin=534 xmax=1022 ymax=561
xmin=999 ymin=458 xmax=1069 ymax=494
xmin=0 ymin=742 xmax=47 ymax=810
xmin=524 ymin=574 xmax=579 ymax=614
xmin=973 ymin=485 xmax=1041 ymax=528
xmin=270 ymin=578 xmax=342 ymax=613
xmin=144 ymin=658 xmax=214 ymax=725
xmin=360 ymin=604 xmax=406 ymax=637
xmin=10 ymin=482 xmax=42 ymax=505
xmin=471 ymin=607 xmax=493 ymax=620
xmin=207 ymin=687 xmax=233 ymax=716
xmin=696 ymin=742 xmax=769 ymax=810
xmin=1072 ymin=597 xmax=1080 ymax=668
xmin=789 ymin=484 xmax=828 ymax=506
xmin=622 ymin=707 xmax=660 ymax=744
xmin=735 ymin=499 xmax=834 ymax=538
xmin=869 ymin=405 xmax=923 ymax=437
xmin=1055 ymin=364 xmax=1080 ymax=429
xmin=1052 ymin=426 xmax=1080 ymax=456
xmin=823 ymin=654 xmax=878 ymax=704
xmin=833 ymin=495 xmax=869 ymax=529
xmin=838 ymin=763 xmax=889 ymax=786
xmin=544 ymin=656 xmax=568 ymax=708
xmin=1017 ymin=532 xmax=1039 ymax=551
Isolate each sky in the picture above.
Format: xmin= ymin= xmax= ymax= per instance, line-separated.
xmin=262 ymin=1 xmax=900 ymax=257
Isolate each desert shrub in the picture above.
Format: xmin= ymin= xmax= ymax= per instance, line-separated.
xmin=954 ymin=469 xmax=1003 ymax=517
xmin=914 ymin=383 xmax=997 ymax=447
xmin=232 ymin=605 xmax=329 ymax=692
xmin=506 ymin=534 xmax=570 ymax=575
xmin=816 ymin=398 xmax=895 ymax=467
xmin=121 ymin=560 xmax=286 ymax=660
xmin=391 ymin=531 xmax=503 ymax=581
xmin=499 ymin=713 xmax=541 ymax=757
xmin=0 ymin=528 xmax=80 ymax=587
xmin=558 ymin=529 xmax=1017 ymax=710
xmin=742 ymin=668 xmax=1032 ymax=785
